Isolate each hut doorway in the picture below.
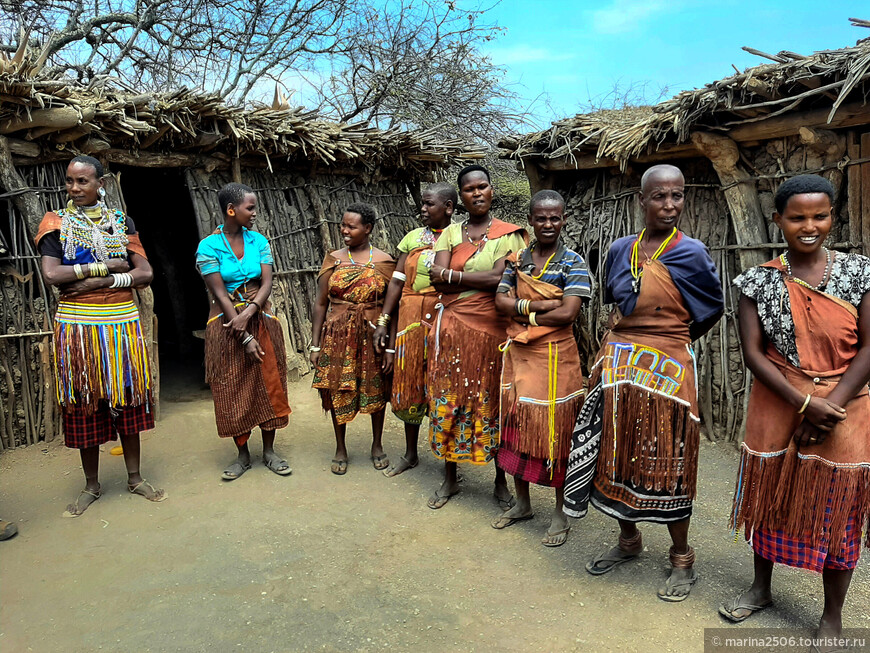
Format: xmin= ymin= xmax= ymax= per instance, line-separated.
xmin=116 ymin=165 xmax=208 ymax=388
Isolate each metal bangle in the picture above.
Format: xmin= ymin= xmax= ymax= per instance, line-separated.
xmin=384 ymin=348 xmax=396 ymax=354
xmin=797 ymin=394 xmax=812 ymax=414
xmin=242 ymin=334 xmax=255 ymax=346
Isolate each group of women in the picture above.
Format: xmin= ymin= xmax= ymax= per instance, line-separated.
xmin=31 ymin=155 xmax=869 ymax=643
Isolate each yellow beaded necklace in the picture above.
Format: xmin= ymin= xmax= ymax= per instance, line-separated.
xmin=530 ymin=245 xmax=558 ymax=280
xmin=630 ymin=227 xmax=677 ymax=293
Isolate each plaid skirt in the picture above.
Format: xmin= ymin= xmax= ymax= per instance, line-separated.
xmin=497 ymin=427 xmax=566 ymax=487
xmin=752 ymin=497 xmax=863 ymax=573
xmin=63 ymin=401 xmax=154 ymax=449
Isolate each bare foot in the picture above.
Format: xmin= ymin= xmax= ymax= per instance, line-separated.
xmin=63 ymin=487 xmax=101 ymax=518
xmin=127 ymin=480 xmax=167 ymax=502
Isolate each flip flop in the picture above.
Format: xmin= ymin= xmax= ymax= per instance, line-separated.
xmin=128 ymin=480 xmax=167 ymax=502
xmin=495 ymin=493 xmax=516 ymax=511
xmin=383 ymin=456 xmax=418 ymax=478
xmin=0 ymin=519 xmax=18 ymax=541
xmin=427 ymin=488 xmax=459 ymax=509
xmin=263 ymin=453 xmax=292 ymax=476
xmin=62 ymin=488 xmax=101 ymax=518
xmin=371 ymin=454 xmax=390 ymax=471
xmin=585 ymin=546 xmax=641 ymax=575
xmin=657 ymin=568 xmax=699 ymax=602
xmin=331 ymin=459 xmax=348 ymax=475
xmin=542 ymin=526 xmax=571 ymax=547
xmin=492 ymin=513 xmax=534 ymax=529
xmin=222 ymin=460 xmax=252 ymax=481
xmin=718 ymin=594 xmax=773 ymax=623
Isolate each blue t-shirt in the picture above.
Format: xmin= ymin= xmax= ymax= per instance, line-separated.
xmin=195 ymin=226 xmax=273 ymax=293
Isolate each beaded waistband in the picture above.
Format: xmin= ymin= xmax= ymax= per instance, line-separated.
xmin=55 ymin=300 xmax=140 ymax=325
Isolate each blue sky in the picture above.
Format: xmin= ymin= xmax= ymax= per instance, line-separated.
xmin=481 ymin=0 xmax=866 ymax=127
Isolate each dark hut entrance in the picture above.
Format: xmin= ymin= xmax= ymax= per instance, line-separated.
xmin=116 ymin=165 xmax=207 ymax=391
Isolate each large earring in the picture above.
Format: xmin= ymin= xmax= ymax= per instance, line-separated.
xmin=99 ymin=188 xmax=106 ymax=198
xmin=227 ymin=209 xmax=235 ymax=217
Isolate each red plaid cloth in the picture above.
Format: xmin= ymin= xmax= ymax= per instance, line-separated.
xmin=752 ymin=499 xmax=863 ymax=573
xmin=497 ymin=430 xmax=566 ymax=488
xmin=63 ymin=402 xmax=154 ymax=449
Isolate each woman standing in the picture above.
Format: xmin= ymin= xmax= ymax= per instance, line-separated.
xmin=493 ymin=190 xmax=591 ymax=546
xmin=426 ymin=165 xmax=528 ymax=510
xmin=563 ymin=164 xmax=723 ymax=601
xmin=720 ymin=175 xmax=870 ymax=641
xmin=196 ymin=183 xmax=292 ymax=480
xmin=311 ymin=203 xmax=396 ymax=475
xmin=374 ymin=183 xmax=456 ymax=477
xmin=36 ymin=155 xmax=166 ymax=517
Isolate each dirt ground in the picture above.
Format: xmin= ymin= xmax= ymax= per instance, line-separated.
xmin=1 ymin=376 xmax=868 ymax=653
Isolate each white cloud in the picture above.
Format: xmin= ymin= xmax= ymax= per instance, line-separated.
xmin=591 ymin=0 xmax=674 ymax=34
xmin=486 ymin=43 xmax=575 ymax=65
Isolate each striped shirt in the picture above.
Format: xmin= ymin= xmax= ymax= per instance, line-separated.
xmin=497 ymin=242 xmax=592 ymax=297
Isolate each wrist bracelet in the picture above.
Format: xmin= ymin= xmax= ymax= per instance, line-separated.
xmin=376 ymin=313 xmax=391 ymax=327
xmin=242 ymin=334 xmax=255 ymax=346
xmin=458 ymin=271 xmax=463 ymax=284
xmin=109 ymin=272 xmax=133 ymax=288
xmin=309 ymin=345 xmax=322 ymax=352
xmin=797 ymin=394 xmax=812 ymax=414
xmin=529 ymin=312 xmax=538 ymax=327
xmin=249 ymin=300 xmax=261 ymax=310
xmin=384 ymin=348 xmax=396 ymax=354
xmin=73 ymin=264 xmax=85 ymax=280
xmin=448 ymin=269 xmax=454 ymax=284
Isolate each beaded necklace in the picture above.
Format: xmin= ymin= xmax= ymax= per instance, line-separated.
xmin=530 ymin=244 xmax=558 ymax=280
xmin=347 ymin=243 xmax=374 ymax=267
xmin=58 ymin=200 xmax=128 ymax=262
xmin=420 ymin=226 xmax=444 ymax=247
xmin=462 ymin=218 xmax=493 ymax=249
xmin=629 ymin=227 xmax=677 ymax=293
xmin=781 ymin=247 xmax=831 ymax=291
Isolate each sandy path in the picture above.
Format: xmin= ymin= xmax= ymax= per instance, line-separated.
xmin=1 ymin=379 xmax=868 ymax=652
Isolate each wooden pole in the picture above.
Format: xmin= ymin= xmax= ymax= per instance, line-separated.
xmin=847 ymin=131 xmax=862 ymax=253
xmin=691 ymin=132 xmax=769 ymax=269
xmin=0 ymin=136 xmax=45 ymax=236
xmin=861 ymin=132 xmax=870 ymax=257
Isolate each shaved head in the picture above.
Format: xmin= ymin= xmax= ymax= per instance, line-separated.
xmin=641 ymin=164 xmax=684 ymax=192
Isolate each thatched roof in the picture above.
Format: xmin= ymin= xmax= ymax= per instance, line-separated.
xmin=0 ymin=50 xmax=484 ymax=175
xmin=500 ymin=20 xmax=870 ymax=169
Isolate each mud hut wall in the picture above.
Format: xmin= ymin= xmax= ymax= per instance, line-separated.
xmin=0 ymin=161 xmax=69 ymax=449
xmin=186 ymin=167 xmax=419 ymax=377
